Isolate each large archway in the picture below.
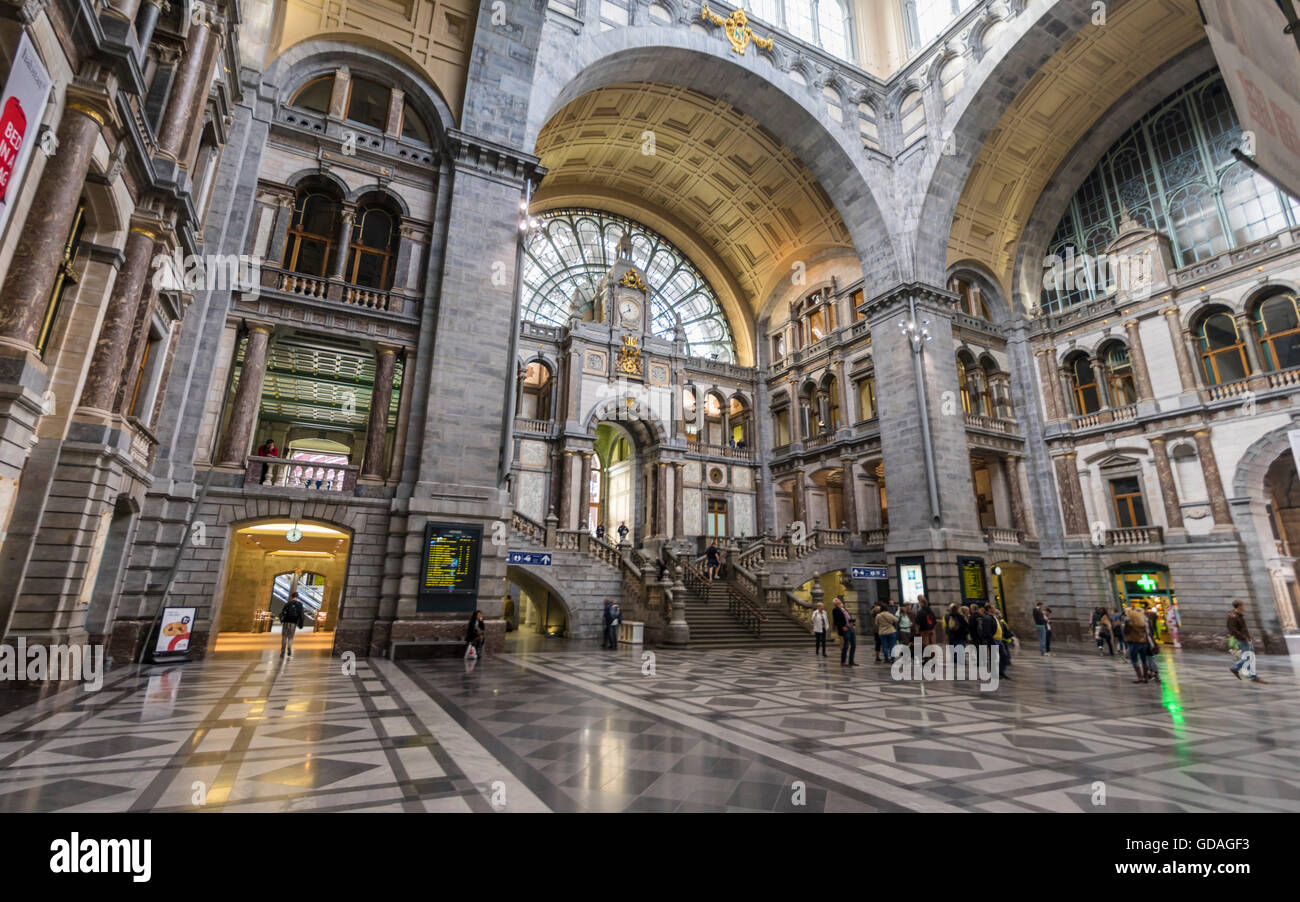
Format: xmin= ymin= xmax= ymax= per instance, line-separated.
xmin=1233 ymin=425 xmax=1300 ymax=645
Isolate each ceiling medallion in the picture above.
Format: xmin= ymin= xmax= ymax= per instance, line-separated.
xmin=700 ymin=5 xmax=773 ymax=56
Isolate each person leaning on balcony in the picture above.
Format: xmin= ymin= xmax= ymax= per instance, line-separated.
xmin=256 ymin=438 xmax=278 ymax=484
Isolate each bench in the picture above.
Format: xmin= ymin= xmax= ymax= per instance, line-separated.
xmin=388 ymin=638 xmax=466 ymax=661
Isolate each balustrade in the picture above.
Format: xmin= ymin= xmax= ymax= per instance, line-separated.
xmin=243 ymin=456 xmax=358 ymax=492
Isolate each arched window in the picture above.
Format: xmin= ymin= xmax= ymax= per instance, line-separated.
xmin=949 ymin=276 xmax=991 ymax=320
xmin=704 ymin=391 xmax=724 ymax=445
xmin=857 ymin=100 xmax=880 ymax=151
xmin=286 ymin=187 xmax=340 ymax=277
xmin=345 ymin=76 xmax=391 ymax=131
xmin=728 ymin=397 xmax=750 ymax=447
xmin=855 ymin=375 xmax=877 ymax=421
xmin=519 ymin=361 xmax=553 ymax=420
xmin=290 ymin=76 xmax=333 ymax=114
xmin=346 ymin=205 xmax=398 ymax=288
xmin=785 ymin=0 xmax=815 ymax=42
xmin=1070 ymin=355 xmax=1101 ymax=414
xmin=899 ymin=90 xmax=926 ymax=146
xmin=815 ymin=0 xmax=850 ymax=58
xmin=1255 ymin=292 xmax=1300 ymax=372
xmin=956 ymin=352 xmax=975 ymax=414
xmin=976 ymin=357 xmax=996 ymax=418
xmin=400 ymin=101 xmax=432 ymax=145
xmin=902 ymin=0 xmax=978 ymax=54
xmin=1104 ymin=344 xmax=1137 ymax=406
xmin=1197 ymin=310 xmax=1249 ymax=385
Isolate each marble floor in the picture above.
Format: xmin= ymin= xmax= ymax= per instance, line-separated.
xmin=0 ymin=634 xmax=1297 ymax=813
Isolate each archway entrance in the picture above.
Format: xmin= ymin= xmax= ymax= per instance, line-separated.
xmin=212 ymin=520 xmax=350 ymax=652
xmin=990 ymin=560 xmax=1032 ymax=636
xmin=596 ymin=423 xmax=635 ymax=540
xmin=1111 ymin=564 xmax=1176 ymax=644
xmin=1262 ymin=451 xmax=1300 ymax=631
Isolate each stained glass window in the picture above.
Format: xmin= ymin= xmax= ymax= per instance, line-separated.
xmin=521 ymin=209 xmax=736 ymax=362
xmin=1041 ymin=71 xmax=1300 ymax=313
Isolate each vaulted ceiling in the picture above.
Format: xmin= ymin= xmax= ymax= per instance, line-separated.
xmin=945 ymin=0 xmax=1206 ymax=298
xmin=534 ymin=82 xmax=856 ymax=364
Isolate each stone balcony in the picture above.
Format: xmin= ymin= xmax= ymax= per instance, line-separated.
xmin=243 ymin=456 xmax=360 ymax=494
xmin=1105 ymin=525 xmax=1164 ymax=547
xmin=261 ymin=266 xmax=416 ymax=317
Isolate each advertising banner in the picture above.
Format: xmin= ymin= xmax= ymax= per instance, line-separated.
xmin=0 ymin=33 xmax=53 ymax=241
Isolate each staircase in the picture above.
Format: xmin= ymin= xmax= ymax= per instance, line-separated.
xmin=678 ymin=574 xmax=813 ymax=650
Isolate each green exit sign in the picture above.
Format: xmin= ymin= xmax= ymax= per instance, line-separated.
xmin=1135 ymin=574 xmax=1158 ymax=592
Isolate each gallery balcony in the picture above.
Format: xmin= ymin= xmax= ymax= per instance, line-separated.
xmin=243 ymin=456 xmax=360 ymax=494
xmin=1104 ymin=526 xmax=1164 ymax=547
xmin=259 ymin=266 xmax=415 ymax=317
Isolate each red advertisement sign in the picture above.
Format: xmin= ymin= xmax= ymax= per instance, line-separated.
xmin=0 ymin=95 xmax=29 ymax=203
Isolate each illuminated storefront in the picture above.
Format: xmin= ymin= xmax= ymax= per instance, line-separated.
xmin=1112 ymin=565 xmax=1176 ymax=642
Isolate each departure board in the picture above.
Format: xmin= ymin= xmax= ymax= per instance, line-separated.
xmin=417 ymin=522 xmax=482 ymax=612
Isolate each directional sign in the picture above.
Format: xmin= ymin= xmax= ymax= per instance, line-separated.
xmin=851 ymin=566 xmax=888 ymax=580
xmin=507 ymin=551 xmax=552 ymax=566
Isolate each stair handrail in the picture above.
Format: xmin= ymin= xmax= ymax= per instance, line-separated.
xmin=511 ymin=510 xmax=546 ymax=543
xmin=782 ymin=589 xmax=817 ymax=634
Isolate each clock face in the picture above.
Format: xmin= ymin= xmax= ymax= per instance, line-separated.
xmin=619 ymin=299 xmax=640 ymax=324
xmin=286 ymin=527 xmax=302 ymax=544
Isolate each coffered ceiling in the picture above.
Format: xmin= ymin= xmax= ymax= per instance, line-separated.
xmin=534 ymin=81 xmax=856 ymax=363
xmin=945 ymin=0 xmax=1206 ymax=297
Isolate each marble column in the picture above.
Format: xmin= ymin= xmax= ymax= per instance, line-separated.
xmin=1162 ymin=307 xmax=1199 ymax=393
xmin=549 ymin=448 xmax=565 ymax=517
xmin=1058 ymin=361 xmax=1077 ymax=417
xmin=106 ymin=0 xmax=142 ymax=21
xmin=578 ymin=452 xmax=593 ymax=532
xmin=840 ymin=457 xmax=858 ymax=534
xmin=655 ymin=461 xmax=668 ymax=536
xmin=114 ymin=276 xmax=159 ymax=414
xmin=1035 ymin=348 xmax=1064 ymax=421
xmin=1002 ymin=456 xmax=1027 ymax=533
xmin=330 ymin=208 xmax=355 ymax=280
xmin=1054 ymin=452 xmax=1088 ymax=535
xmin=673 ymin=462 xmax=684 ymax=538
xmin=0 ymin=99 xmax=106 ymax=351
xmin=1234 ymin=311 xmax=1266 ymax=380
xmin=1193 ymin=428 xmax=1232 ymax=526
xmin=385 ymin=88 xmax=405 ymax=135
xmin=361 ymin=346 xmax=398 ymax=478
xmin=1124 ymin=319 xmax=1155 ymax=402
xmin=791 ymin=468 xmax=805 ymax=527
xmin=1091 ymin=354 xmax=1112 ymax=410
xmin=217 ymin=324 xmax=273 ymax=465
xmin=79 ymin=226 xmax=158 ymax=412
xmin=558 ymin=450 xmax=575 ymax=529
xmin=135 ymin=0 xmax=165 ymax=50
xmin=156 ymin=9 xmax=216 ymax=157
xmin=1148 ymin=436 xmax=1184 ymax=530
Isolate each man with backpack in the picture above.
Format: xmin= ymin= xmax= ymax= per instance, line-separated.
xmin=915 ymin=596 xmax=937 ymax=647
xmin=279 ymin=591 xmax=306 ymax=658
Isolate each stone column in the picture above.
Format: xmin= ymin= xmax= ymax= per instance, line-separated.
xmin=1148 ymin=435 xmax=1184 ymax=530
xmin=106 ymin=0 xmax=142 ymax=21
xmin=361 ymin=346 xmax=398 ymax=478
xmin=673 ymin=462 xmax=684 ymax=538
xmin=1090 ymin=354 xmax=1112 ymax=410
xmin=217 ymin=324 xmax=273 ymax=465
xmin=0 ymin=98 xmax=107 ymax=352
xmin=1035 ymin=348 xmax=1064 ymax=422
xmin=114 ymin=276 xmax=159 ymax=414
xmin=1002 ymin=456 xmax=1027 ymax=533
xmin=385 ymin=88 xmax=405 ymax=135
xmin=330 ymin=207 xmax=355 ymax=280
xmin=559 ymin=450 xmax=575 ymax=529
xmin=840 ymin=457 xmax=858 ymax=535
xmin=1057 ymin=361 xmax=1077 ymax=417
xmin=389 ymin=225 xmax=421 ymax=293
xmin=791 ymin=468 xmax=805 ymax=527
xmin=1054 ymin=452 xmax=1088 ymax=535
xmin=156 ymin=7 xmax=216 ymax=157
xmin=1193 ymin=428 xmax=1231 ymax=526
xmin=329 ymin=69 xmax=351 ymax=119
xmin=1124 ymin=319 xmax=1155 ymax=402
xmin=1162 ymin=306 xmax=1199 ymax=393
xmin=79 ymin=226 xmax=158 ymax=412
xmin=578 ymin=451 xmax=593 ymax=531
xmin=1234 ymin=311 xmax=1267 ymax=381
xmin=655 ymin=461 xmax=668 ymax=536
xmin=860 ymin=469 xmax=881 ymax=529
xmin=135 ymin=0 xmax=166 ymax=49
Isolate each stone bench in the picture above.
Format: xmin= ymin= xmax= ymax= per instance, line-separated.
xmin=388 ymin=638 xmax=466 ymax=661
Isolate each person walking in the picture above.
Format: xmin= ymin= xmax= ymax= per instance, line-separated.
xmin=617 ymin=521 xmax=629 ymax=544
xmin=1043 ymin=607 xmax=1053 ymax=653
xmin=1033 ymin=603 xmax=1049 ymax=655
xmin=1166 ymin=601 xmax=1182 ymax=649
xmin=1092 ymin=606 xmax=1114 ymax=656
xmin=869 ymin=603 xmax=883 ymax=661
xmin=811 ymin=601 xmax=829 ymax=657
xmin=1123 ymin=603 xmax=1153 ymax=683
xmin=1227 ymin=600 xmax=1266 ymax=683
xmin=991 ymin=604 xmax=1015 ymax=678
xmin=466 ymin=609 xmax=487 ymax=659
xmin=874 ymin=603 xmax=899 ymax=664
xmin=595 ymin=523 xmax=606 ymax=541
xmin=601 ymin=599 xmax=621 ymax=650
xmin=705 ymin=541 xmax=721 ymax=583
xmin=945 ymin=603 xmax=969 ymax=650
xmin=915 ymin=596 xmax=937 ymax=647
xmin=832 ymin=597 xmax=857 ymax=666
xmin=279 ymin=591 xmax=305 ymax=657
xmin=1111 ymin=608 xmax=1127 ymax=654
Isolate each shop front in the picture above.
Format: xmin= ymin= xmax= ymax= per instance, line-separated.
xmin=1112 ymin=565 xmax=1176 ymax=643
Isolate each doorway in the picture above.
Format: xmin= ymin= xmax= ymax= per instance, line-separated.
xmin=706 ymin=498 xmax=727 ymax=537
xmin=1112 ymin=565 xmax=1176 ymax=643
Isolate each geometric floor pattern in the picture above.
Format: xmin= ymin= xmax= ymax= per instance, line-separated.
xmin=0 ymin=635 xmax=1296 ymax=813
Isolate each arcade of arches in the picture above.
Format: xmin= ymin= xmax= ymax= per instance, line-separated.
xmin=0 ymin=0 xmax=1298 ymax=670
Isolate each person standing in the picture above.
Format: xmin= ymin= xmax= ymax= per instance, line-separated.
xmin=1111 ymin=608 xmax=1127 ymax=654
xmin=596 ymin=523 xmax=606 ymax=541
xmin=896 ymin=604 xmax=913 ymax=646
xmin=945 ymin=603 xmax=969 ymax=650
xmin=279 ymin=591 xmax=305 ymax=657
xmin=1166 ymin=601 xmax=1182 ymax=649
xmin=601 ymin=599 xmax=620 ymax=650
xmin=874 ymin=603 xmax=899 ymax=664
xmin=1123 ymin=604 xmax=1152 ymax=683
xmin=832 ymin=596 xmax=857 ymax=666
xmin=617 ymin=521 xmax=629 ymax=544
xmin=1092 ymin=607 xmax=1114 ymax=656
xmin=1033 ymin=603 xmax=1049 ymax=655
xmin=1227 ymin=600 xmax=1266 ymax=683
xmin=466 ymin=610 xmax=487 ymax=659
xmin=915 ymin=596 xmax=937 ymax=647
xmin=811 ymin=601 xmax=829 ymax=657
xmin=1044 ymin=606 xmax=1054 ymax=653
xmin=869 ymin=603 xmax=883 ymax=662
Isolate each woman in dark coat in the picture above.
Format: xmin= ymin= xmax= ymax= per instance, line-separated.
xmin=466 ymin=610 xmax=486 ymax=657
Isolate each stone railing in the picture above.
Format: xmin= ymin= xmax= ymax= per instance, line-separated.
xmin=128 ymin=420 xmax=158 ymax=469
xmin=555 ymin=529 xmax=582 ymax=551
xmin=1203 ymin=378 xmax=1253 ymax=402
xmin=964 ymin=413 xmax=1017 ymax=434
xmin=1110 ymin=403 xmax=1138 ymax=423
xmin=1267 ymin=367 xmax=1300 ymax=390
xmin=278 ymin=271 xmax=328 ymax=299
xmin=1105 ymin=526 xmax=1164 ymax=546
xmin=243 ymin=456 xmax=359 ymax=493
xmin=686 ymin=441 xmax=755 ymax=462
xmin=803 ymin=432 xmax=834 ymax=449
xmin=1069 ymin=411 xmax=1105 ymax=429
xmin=863 ymin=527 xmax=888 ymax=547
xmin=513 ymin=416 xmax=554 ymax=434
xmin=342 ymin=285 xmax=395 ymax=311
xmin=590 ymin=533 xmax=622 ymax=568
xmin=984 ymin=526 xmax=1022 ymax=547
xmin=816 ymin=528 xmax=849 ymax=547
xmin=511 ymin=510 xmax=545 ymax=544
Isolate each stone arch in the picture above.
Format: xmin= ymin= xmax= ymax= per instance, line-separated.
xmin=582 ymin=397 xmax=670 ymax=446
xmin=266 ymin=37 xmax=457 ymax=142
xmin=284 ymin=167 xmax=351 ymax=199
xmin=506 ymin=563 xmax=582 ymax=636
xmin=522 ymin=27 xmax=902 ymax=286
xmin=347 ymin=185 xmax=411 ymax=217
xmin=946 ymin=258 xmax=1011 ymax=323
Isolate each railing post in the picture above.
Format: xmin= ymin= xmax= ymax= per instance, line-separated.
xmin=544 ymin=512 xmax=557 ymax=547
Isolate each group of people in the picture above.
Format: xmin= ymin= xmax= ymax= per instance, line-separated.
xmin=809 ymin=595 xmax=1016 ymax=678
